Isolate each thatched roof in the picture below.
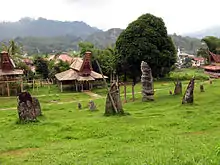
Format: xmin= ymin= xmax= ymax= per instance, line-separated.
xmin=55 ymin=69 xmax=107 ymax=81
xmin=70 ymin=57 xmax=83 ymax=71
xmin=0 ymin=69 xmax=23 ymax=76
xmin=55 ymin=52 xmax=107 ymax=82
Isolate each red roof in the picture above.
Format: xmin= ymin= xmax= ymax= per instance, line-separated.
xmin=193 ymin=57 xmax=205 ymax=61
xmin=23 ymin=58 xmax=33 ymax=64
xmin=209 ymin=51 xmax=220 ymax=63
xmin=202 ymin=65 xmax=220 ymax=71
xmin=48 ymin=54 xmax=73 ymax=64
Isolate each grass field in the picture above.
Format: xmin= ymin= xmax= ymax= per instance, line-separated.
xmin=1 ymin=78 xmax=220 ymax=164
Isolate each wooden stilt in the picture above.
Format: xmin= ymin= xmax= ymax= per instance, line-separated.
xmin=76 ymin=81 xmax=78 ymax=92
xmin=21 ymin=80 xmax=23 ymax=92
xmin=33 ymin=79 xmax=35 ymax=91
xmin=6 ymin=82 xmax=10 ymax=97
xmin=132 ymin=84 xmax=135 ymax=102
xmin=81 ymin=82 xmax=83 ymax=92
xmin=61 ymin=81 xmax=63 ymax=92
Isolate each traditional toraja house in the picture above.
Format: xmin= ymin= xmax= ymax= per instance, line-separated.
xmin=0 ymin=51 xmax=24 ymax=96
xmin=202 ymin=51 xmax=220 ymax=78
xmin=55 ymin=52 xmax=107 ymax=92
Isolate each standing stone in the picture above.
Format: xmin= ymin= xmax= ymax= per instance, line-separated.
xmin=141 ymin=61 xmax=154 ymax=101
xmin=89 ymin=100 xmax=96 ymax=111
xmin=32 ymin=97 xmax=42 ymax=116
xmin=200 ymin=84 xmax=205 ymax=92
xmin=78 ymin=103 xmax=82 ymax=110
xmin=182 ymin=78 xmax=195 ymax=104
xmin=174 ymin=80 xmax=182 ymax=95
xmin=17 ymin=92 xmax=37 ymax=122
xmin=105 ymin=82 xmax=124 ymax=115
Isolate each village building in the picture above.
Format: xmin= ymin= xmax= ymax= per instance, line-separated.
xmin=202 ymin=51 xmax=220 ymax=78
xmin=55 ymin=52 xmax=107 ymax=92
xmin=48 ymin=53 xmax=73 ymax=64
xmin=192 ymin=57 xmax=206 ymax=67
xmin=0 ymin=51 xmax=24 ymax=96
xmin=23 ymin=58 xmax=36 ymax=73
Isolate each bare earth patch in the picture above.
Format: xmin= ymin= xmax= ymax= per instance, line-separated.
xmin=0 ymin=148 xmax=39 ymax=156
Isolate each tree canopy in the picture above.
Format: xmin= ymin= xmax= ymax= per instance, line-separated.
xmin=116 ymin=13 xmax=176 ymax=83
xmin=201 ymin=36 xmax=220 ymax=54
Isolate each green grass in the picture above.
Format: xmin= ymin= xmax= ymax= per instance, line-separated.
xmin=1 ymin=79 xmax=220 ymax=164
xmin=168 ymin=68 xmax=210 ymax=81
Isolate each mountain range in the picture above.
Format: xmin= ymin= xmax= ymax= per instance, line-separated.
xmin=0 ymin=17 xmax=217 ymax=55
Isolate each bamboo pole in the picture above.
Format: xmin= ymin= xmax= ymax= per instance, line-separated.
xmin=95 ymin=60 xmax=118 ymax=113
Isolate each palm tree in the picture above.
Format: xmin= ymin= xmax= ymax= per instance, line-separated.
xmin=1 ymin=40 xmax=24 ymax=65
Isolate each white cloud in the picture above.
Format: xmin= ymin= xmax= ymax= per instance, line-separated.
xmin=0 ymin=0 xmax=219 ymax=34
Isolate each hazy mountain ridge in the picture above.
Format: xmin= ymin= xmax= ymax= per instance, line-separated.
xmin=0 ymin=18 xmax=205 ymax=54
xmin=0 ymin=17 xmax=101 ymax=39
xmin=183 ymin=25 xmax=220 ymax=39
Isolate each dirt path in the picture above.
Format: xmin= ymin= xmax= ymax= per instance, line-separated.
xmin=83 ymin=91 xmax=103 ymax=99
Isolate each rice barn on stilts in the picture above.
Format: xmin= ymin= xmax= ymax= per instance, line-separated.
xmin=55 ymin=52 xmax=107 ymax=92
xmin=0 ymin=51 xmax=24 ymax=96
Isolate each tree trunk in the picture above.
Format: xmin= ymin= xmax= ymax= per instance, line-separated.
xmin=182 ymin=78 xmax=195 ymax=104
xmin=141 ymin=61 xmax=154 ymax=102
xmin=132 ymin=84 xmax=135 ymax=102
xmin=105 ymin=82 xmax=124 ymax=115
xmin=174 ymin=80 xmax=182 ymax=95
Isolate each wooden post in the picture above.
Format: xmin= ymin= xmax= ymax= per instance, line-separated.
xmin=6 ymin=82 xmax=10 ymax=97
xmin=124 ymin=84 xmax=127 ymax=103
xmin=132 ymin=84 xmax=135 ymax=102
xmin=81 ymin=82 xmax=83 ymax=92
xmin=33 ymin=79 xmax=35 ymax=91
xmin=76 ymin=81 xmax=78 ymax=92
xmin=95 ymin=60 xmax=118 ymax=113
xmin=21 ymin=80 xmax=23 ymax=92
xmin=91 ymin=82 xmax=93 ymax=90
xmin=60 ymin=81 xmax=63 ymax=92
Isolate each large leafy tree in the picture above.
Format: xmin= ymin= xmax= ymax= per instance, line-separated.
xmin=201 ymin=36 xmax=220 ymax=54
xmin=116 ymin=13 xmax=176 ymax=83
xmin=33 ymin=57 xmax=49 ymax=79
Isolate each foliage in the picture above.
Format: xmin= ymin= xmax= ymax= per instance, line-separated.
xmin=201 ymin=36 xmax=220 ymax=54
xmin=33 ymin=57 xmax=49 ymax=79
xmin=1 ymin=40 xmax=22 ymax=55
xmin=48 ymin=59 xmax=70 ymax=79
xmin=168 ymin=68 xmax=209 ymax=81
xmin=116 ymin=13 xmax=176 ymax=83
xmin=78 ymin=41 xmax=95 ymax=55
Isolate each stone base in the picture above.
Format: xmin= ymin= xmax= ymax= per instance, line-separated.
xmin=142 ymin=95 xmax=154 ymax=102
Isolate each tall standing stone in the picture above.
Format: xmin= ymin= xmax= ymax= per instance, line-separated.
xmin=174 ymin=80 xmax=182 ymax=95
xmin=32 ymin=97 xmax=42 ymax=116
xmin=182 ymin=78 xmax=195 ymax=104
xmin=17 ymin=92 xmax=42 ymax=122
xmin=141 ymin=61 xmax=154 ymax=101
xmin=105 ymin=82 xmax=124 ymax=115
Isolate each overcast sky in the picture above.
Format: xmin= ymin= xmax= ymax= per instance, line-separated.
xmin=0 ymin=0 xmax=218 ymax=34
